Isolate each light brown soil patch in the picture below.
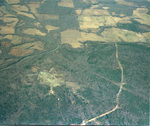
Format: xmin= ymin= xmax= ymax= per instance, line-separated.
xmin=5 ymin=0 xmax=20 ymax=4
xmin=61 ymin=29 xmax=107 ymax=48
xmin=21 ymin=28 xmax=46 ymax=36
xmin=101 ymin=28 xmax=146 ymax=42
xmin=132 ymin=8 xmax=150 ymax=26
xmin=3 ymin=35 xmax=13 ymax=40
xmin=11 ymin=5 xmax=28 ymax=12
xmin=0 ymin=26 xmax=15 ymax=34
xmin=17 ymin=11 xmax=35 ymax=19
xmin=1 ymin=17 xmax=18 ymax=26
xmin=9 ymin=48 xmax=33 ymax=57
xmin=58 ymin=0 xmax=74 ymax=8
xmin=46 ymin=25 xmax=59 ymax=32
xmin=11 ymin=35 xmax=22 ymax=44
xmin=142 ymin=32 xmax=150 ymax=40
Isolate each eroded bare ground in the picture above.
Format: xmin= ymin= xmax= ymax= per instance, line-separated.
xmin=0 ymin=0 xmax=149 ymax=125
